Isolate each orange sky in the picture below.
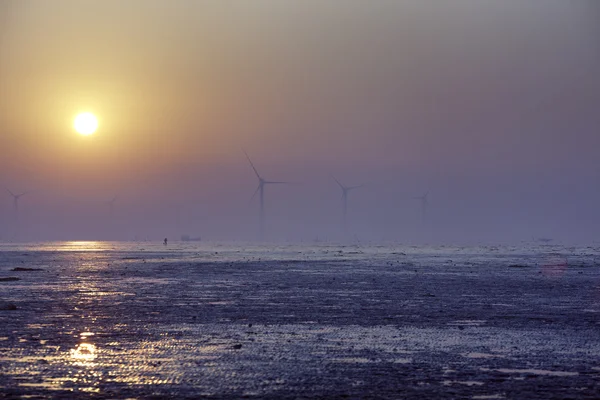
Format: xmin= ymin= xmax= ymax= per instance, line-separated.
xmin=0 ymin=1 xmax=598 ymax=241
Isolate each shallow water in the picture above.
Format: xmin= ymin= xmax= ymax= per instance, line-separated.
xmin=1 ymin=241 xmax=599 ymax=398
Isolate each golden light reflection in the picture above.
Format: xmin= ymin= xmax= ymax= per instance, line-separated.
xmin=63 ymin=331 xmax=103 ymax=393
xmin=71 ymin=332 xmax=97 ymax=364
xmin=70 ymin=342 xmax=97 ymax=363
xmin=65 ymin=241 xmax=102 ymax=252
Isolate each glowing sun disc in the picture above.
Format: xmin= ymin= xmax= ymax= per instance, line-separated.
xmin=74 ymin=112 xmax=98 ymax=135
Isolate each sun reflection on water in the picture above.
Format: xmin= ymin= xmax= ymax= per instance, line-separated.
xmin=65 ymin=241 xmax=104 ymax=252
xmin=67 ymin=332 xmax=102 ymax=392
xmin=70 ymin=342 xmax=97 ymax=364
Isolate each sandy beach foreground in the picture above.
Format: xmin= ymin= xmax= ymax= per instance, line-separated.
xmin=1 ymin=242 xmax=599 ymax=399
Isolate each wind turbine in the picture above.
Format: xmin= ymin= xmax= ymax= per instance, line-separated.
xmin=332 ymin=176 xmax=364 ymax=230
xmin=414 ymin=191 xmax=429 ymax=221
xmin=106 ymin=196 xmax=117 ymax=217
xmin=244 ymin=151 xmax=288 ymax=239
xmin=5 ymin=187 xmax=28 ymax=214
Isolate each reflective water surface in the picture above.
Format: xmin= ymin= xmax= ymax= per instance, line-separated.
xmin=1 ymin=242 xmax=599 ymax=398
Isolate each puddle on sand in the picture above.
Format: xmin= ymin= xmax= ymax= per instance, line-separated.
xmin=331 ymin=357 xmax=373 ymax=364
xmin=443 ymin=380 xmax=484 ymax=386
xmin=481 ymin=368 xmax=578 ymax=377
xmin=26 ymin=324 xmax=53 ymax=329
xmin=0 ymin=356 xmax=61 ymax=363
xmin=329 ymin=356 xmax=411 ymax=364
xmin=18 ymin=381 xmax=73 ymax=391
xmin=448 ymin=320 xmax=486 ymax=327
xmin=463 ymin=352 xmax=505 ymax=359
xmin=123 ymin=277 xmax=180 ymax=285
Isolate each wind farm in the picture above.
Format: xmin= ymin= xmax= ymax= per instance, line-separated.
xmin=1 ymin=169 xmax=436 ymax=243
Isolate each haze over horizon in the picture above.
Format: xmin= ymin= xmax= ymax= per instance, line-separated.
xmin=1 ymin=1 xmax=599 ymax=243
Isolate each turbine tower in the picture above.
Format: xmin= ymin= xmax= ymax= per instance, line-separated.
xmin=332 ymin=176 xmax=363 ymax=230
xmin=414 ymin=191 xmax=429 ymax=221
xmin=107 ymin=196 xmax=117 ymax=217
xmin=5 ymin=187 xmax=28 ymax=214
xmin=244 ymin=151 xmax=288 ymax=239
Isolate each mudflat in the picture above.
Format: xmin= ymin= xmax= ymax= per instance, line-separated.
xmin=1 ymin=242 xmax=599 ymax=399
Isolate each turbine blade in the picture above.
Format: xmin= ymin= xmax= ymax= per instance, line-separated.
xmin=348 ymin=184 xmax=365 ymax=191
xmin=242 ymin=149 xmax=262 ymax=180
xmin=5 ymin=187 xmax=15 ymax=197
xmin=249 ymin=184 xmax=261 ymax=203
xmin=264 ymin=181 xmax=289 ymax=184
xmin=331 ymin=175 xmax=345 ymax=190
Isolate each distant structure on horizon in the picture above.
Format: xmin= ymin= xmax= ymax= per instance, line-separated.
xmin=5 ymin=187 xmax=28 ymax=214
xmin=244 ymin=150 xmax=289 ymax=239
xmin=181 ymin=235 xmax=201 ymax=242
xmin=106 ymin=196 xmax=117 ymax=218
xmin=332 ymin=176 xmax=364 ymax=231
xmin=4 ymin=186 xmax=29 ymax=240
xmin=414 ymin=191 xmax=429 ymax=222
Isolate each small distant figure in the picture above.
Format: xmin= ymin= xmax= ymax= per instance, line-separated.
xmin=163 ymin=238 xmax=168 ymax=246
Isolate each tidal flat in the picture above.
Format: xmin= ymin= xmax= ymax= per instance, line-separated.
xmin=1 ymin=242 xmax=599 ymax=399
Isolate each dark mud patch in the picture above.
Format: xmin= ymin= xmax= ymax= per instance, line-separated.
xmin=11 ymin=267 xmax=45 ymax=272
xmin=0 ymin=302 xmax=17 ymax=310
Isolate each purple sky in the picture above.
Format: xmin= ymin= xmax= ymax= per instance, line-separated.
xmin=0 ymin=1 xmax=599 ymax=243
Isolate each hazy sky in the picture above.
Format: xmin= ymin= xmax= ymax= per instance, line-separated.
xmin=0 ymin=1 xmax=599 ymax=243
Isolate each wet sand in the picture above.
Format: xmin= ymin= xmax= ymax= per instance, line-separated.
xmin=1 ymin=243 xmax=599 ymax=399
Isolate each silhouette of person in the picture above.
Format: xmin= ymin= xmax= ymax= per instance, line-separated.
xmin=163 ymin=238 xmax=168 ymax=245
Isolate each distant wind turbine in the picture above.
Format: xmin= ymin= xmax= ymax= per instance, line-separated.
xmin=414 ymin=191 xmax=429 ymax=221
xmin=244 ymin=150 xmax=289 ymax=239
xmin=107 ymin=196 xmax=117 ymax=217
xmin=332 ymin=176 xmax=364 ymax=230
xmin=5 ymin=187 xmax=28 ymax=214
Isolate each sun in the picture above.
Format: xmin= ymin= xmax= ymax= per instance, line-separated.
xmin=74 ymin=112 xmax=98 ymax=136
